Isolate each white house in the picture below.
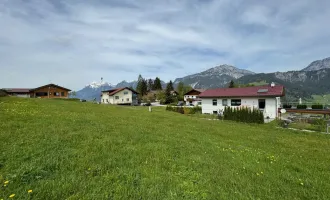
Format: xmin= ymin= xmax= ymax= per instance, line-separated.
xmin=101 ymin=87 xmax=139 ymax=105
xmin=199 ymin=84 xmax=285 ymax=120
xmin=184 ymin=89 xmax=206 ymax=106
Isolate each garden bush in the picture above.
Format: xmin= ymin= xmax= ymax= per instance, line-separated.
xmin=297 ymin=105 xmax=307 ymax=109
xmin=166 ymin=105 xmax=201 ymax=115
xmin=223 ymin=106 xmax=264 ymax=124
xmin=283 ymin=104 xmax=292 ymax=109
xmin=312 ymin=104 xmax=324 ymax=109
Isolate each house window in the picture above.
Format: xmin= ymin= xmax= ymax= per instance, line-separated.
xmin=106 ymin=99 xmax=109 ymax=103
xmin=36 ymin=92 xmax=48 ymax=97
xmin=126 ymin=98 xmax=130 ymax=102
xmin=54 ymin=92 xmax=60 ymax=96
xmin=231 ymin=99 xmax=241 ymax=106
xmin=197 ymin=102 xmax=202 ymax=105
xmin=222 ymin=99 xmax=228 ymax=106
xmin=258 ymin=99 xmax=266 ymax=109
xmin=213 ymin=111 xmax=218 ymax=114
xmin=124 ymin=91 xmax=128 ymax=95
xmin=213 ymin=99 xmax=217 ymax=106
xmin=115 ymin=96 xmax=119 ymax=99
xmin=102 ymin=99 xmax=104 ymax=103
xmin=61 ymin=92 xmax=65 ymax=96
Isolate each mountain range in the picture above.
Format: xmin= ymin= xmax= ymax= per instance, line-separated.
xmin=75 ymin=57 xmax=330 ymax=101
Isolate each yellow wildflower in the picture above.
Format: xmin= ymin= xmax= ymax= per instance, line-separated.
xmin=261 ymin=172 xmax=264 ymax=174
xmin=4 ymin=181 xmax=9 ymax=184
xmin=256 ymin=173 xmax=260 ymax=176
xmin=28 ymin=190 xmax=33 ymax=193
xmin=9 ymin=194 xmax=15 ymax=198
xmin=300 ymin=182 xmax=304 ymax=186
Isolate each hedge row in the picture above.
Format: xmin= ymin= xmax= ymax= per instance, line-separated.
xmin=283 ymin=104 xmax=292 ymax=109
xmin=283 ymin=104 xmax=324 ymax=109
xmin=166 ymin=105 xmax=202 ymax=114
xmin=311 ymin=104 xmax=324 ymax=109
xmin=223 ymin=107 xmax=264 ymax=124
xmin=297 ymin=105 xmax=307 ymax=109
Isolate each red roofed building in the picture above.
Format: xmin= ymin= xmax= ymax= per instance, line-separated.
xmin=101 ymin=87 xmax=138 ymax=105
xmin=199 ymin=83 xmax=285 ymax=120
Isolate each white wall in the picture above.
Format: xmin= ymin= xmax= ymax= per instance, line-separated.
xmin=201 ymin=97 xmax=280 ymax=119
xmin=184 ymin=95 xmax=201 ymax=106
xmin=101 ymin=89 xmax=138 ymax=105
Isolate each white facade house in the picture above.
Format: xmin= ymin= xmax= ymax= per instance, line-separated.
xmin=199 ymin=85 xmax=285 ymax=120
xmin=101 ymin=87 xmax=138 ymax=105
xmin=184 ymin=89 xmax=206 ymax=106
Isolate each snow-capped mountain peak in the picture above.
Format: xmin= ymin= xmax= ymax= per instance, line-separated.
xmin=85 ymin=81 xmax=114 ymax=89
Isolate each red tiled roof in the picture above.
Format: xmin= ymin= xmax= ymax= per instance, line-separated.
xmin=199 ymin=85 xmax=285 ymax=98
xmin=102 ymin=87 xmax=139 ymax=96
xmin=3 ymin=88 xmax=32 ymax=93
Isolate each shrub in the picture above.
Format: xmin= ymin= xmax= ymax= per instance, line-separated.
xmin=224 ymin=106 xmax=264 ymax=124
xmin=0 ymin=89 xmax=8 ymax=97
xmin=183 ymin=107 xmax=191 ymax=114
xmin=311 ymin=119 xmax=327 ymax=132
xmin=283 ymin=104 xmax=292 ymax=109
xmin=297 ymin=105 xmax=307 ymax=109
xmin=166 ymin=105 xmax=201 ymax=115
xmin=312 ymin=104 xmax=324 ymax=109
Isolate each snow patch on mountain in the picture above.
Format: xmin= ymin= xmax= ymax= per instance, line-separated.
xmin=85 ymin=81 xmax=114 ymax=89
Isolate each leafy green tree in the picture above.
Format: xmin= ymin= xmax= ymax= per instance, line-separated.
xmin=156 ymin=90 xmax=166 ymax=104
xmin=177 ymin=82 xmax=184 ymax=96
xmin=153 ymin=77 xmax=162 ymax=90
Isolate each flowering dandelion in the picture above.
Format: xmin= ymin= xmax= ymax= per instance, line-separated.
xmin=9 ymin=194 xmax=15 ymax=198
xmin=28 ymin=190 xmax=33 ymax=193
xmin=4 ymin=181 xmax=9 ymax=184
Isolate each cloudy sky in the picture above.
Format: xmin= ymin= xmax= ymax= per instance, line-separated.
xmin=1 ymin=0 xmax=330 ymax=90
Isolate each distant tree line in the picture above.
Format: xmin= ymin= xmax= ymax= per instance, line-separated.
xmin=135 ymin=74 xmax=192 ymax=105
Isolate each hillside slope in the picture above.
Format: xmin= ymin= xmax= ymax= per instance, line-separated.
xmin=236 ymin=69 xmax=330 ymax=99
xmin=0 ymin=97 xmax=329 ymax=199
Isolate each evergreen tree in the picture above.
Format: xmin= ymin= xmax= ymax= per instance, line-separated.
xmin=168 ymin=80 xmax=174 ymax=91
xmin=153 ymin=77 xmax=162 ymax=90
xmin=165 ymin=82 xmax=173 ymax=104
xmin=147 ymin=79 xmax=154 ymax=91
xmin=229 ymin=80 xmax=235 ymax=88
xmin=136 ymin=75 xmax=148 ymax=97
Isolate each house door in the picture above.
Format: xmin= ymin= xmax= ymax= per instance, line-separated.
xmin=258 ymin=99 xmax=266 ymax=110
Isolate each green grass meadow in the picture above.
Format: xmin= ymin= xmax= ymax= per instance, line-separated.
xmin=0 ymin=97 xmax=330 ymax=199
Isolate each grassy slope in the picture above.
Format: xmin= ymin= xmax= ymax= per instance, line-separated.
xmin=0 ymin=97 xmax=329 ymax=200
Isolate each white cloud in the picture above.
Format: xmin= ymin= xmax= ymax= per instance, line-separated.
xmin=0 ymin=0 xmax=330 ymax=89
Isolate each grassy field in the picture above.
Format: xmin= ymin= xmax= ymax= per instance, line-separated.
xmin=0 ymin=97 xmax=330 ymax=199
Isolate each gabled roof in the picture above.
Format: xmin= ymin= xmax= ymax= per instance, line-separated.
xmin=199 ymin=85 xmax=285 ymax=98
xmin=2 ymin=88 xmax=32 ymax=93
xmin=184 ymin=89 xmax=206 ymax=95
xmin=102 ymin=87 xmax=138 ymax=96
xmin=30 ymin=84 xmax=71 ymax=92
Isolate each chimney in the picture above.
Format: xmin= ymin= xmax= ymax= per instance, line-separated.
xmin=271 ymin=82 xmax=275 ymax=88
